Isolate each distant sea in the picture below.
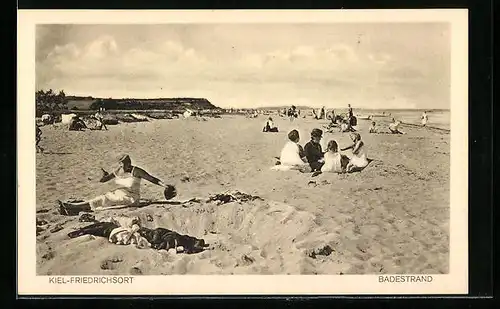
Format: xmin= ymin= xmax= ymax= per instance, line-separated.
xmin=335 ymin=108 xmax=450 ymax=131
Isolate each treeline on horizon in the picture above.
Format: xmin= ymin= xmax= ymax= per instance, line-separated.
xmin=35 ymin=89 xmax=221 ymax=116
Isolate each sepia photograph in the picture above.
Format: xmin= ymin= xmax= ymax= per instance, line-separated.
xmin=18 ymin=10 xmax=468 ymax=295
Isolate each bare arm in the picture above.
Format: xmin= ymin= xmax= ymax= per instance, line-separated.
xmin=99 ymin=168 xmax=116 ymax=183
xmin=133 ymin=167 xmax=165 ymax=187
xmin=341 ymin=143 xmax=354 ymax=151
xmin=352 ymin=141 xmax=363 ymax=155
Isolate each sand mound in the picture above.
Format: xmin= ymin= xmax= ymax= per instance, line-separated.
xmin=37 ymin=192 xmax=344 ymax=275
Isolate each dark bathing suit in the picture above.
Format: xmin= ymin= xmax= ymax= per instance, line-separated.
xmin=67 ymin=221 xmax=207 ymax=254
xmin=304 ymin=141 xmax=324 ymax=172
xmin=138 ymin=227 xmax=206 ymax=254
xmin=68 ymin=222 xmax=119 ymax=239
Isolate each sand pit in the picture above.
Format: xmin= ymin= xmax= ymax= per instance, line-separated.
xmin=36 ymin=115 xmax=450 ymax=275
xmin=37 ymin=194 xmax=343 ymax=275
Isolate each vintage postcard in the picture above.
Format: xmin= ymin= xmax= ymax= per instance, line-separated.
xmin=18 ymin=9 xmax=468 ymax=295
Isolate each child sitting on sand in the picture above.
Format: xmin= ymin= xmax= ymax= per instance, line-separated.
xmin=369 ymin=121 xmax=377 ymax=133
xmin=389 ymin=118 xmax=406 ymax=134
xmin=340 ymin=118 xmax=356 ymax=133
xmin=304 ymin=128 xmax=325 ymax=172
xmin=263 ymin=117 xmax=279 ymax=132
xmin=321 ymin=140 xmax=349 ymax=173
xmin=341 ymin=133 xmax=369 ymax=173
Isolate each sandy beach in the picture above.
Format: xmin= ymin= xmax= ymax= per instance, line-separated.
xmin=35 ymin=114 xmax=450 ymax=276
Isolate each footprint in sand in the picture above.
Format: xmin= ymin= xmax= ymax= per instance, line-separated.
xmin=130 ymin=266 xmax=142 ymax=275
xmin=42 ymin=251 xmax=55 ymax=260
xmin=100 ymin=257 xmax=124 ymax=270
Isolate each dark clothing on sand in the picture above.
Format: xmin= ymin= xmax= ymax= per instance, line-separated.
xmin=138 ymin=227 xmax=206 ymax=254
xmin=67 ymin=221 xmax=207 ymax=254
xmin=68 ymin=222 xmax=119 ymax=239
xmin=304 ymin=141 xmax=324 ymax=171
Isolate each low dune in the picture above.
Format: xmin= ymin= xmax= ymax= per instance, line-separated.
xmin=36 ymin=115 xmax=450 ymax=275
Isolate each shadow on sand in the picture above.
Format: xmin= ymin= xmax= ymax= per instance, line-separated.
xmin=39 ymin=151 xmax=73 ymax=155
xmin=310 ymin=158 xmax=376 ymax=177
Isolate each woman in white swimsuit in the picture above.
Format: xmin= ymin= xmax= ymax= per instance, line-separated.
xmin=341 ymin=133 xmax=369 ymax=172
xmin=58 ymin=154 xmax=171 ymax=215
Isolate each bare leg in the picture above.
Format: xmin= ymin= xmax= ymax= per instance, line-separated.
xmin=58 ymin=200 xmax=92 ymax=216
xmin=346 ymin=163 xmax=354 ymax=172
xmin=66 ymin=200 xmax=91 ymax=207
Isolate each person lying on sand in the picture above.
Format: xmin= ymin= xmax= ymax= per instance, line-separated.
xmin=58 ymin=154 xmax=173 ymax=216
xmin=341 ymin=133 xmax=369 ymax=172
xmin=389 ymin=118 xmax=406 ymax=134
xmin=36 ymin=123 xmax=44 ymax=153
xmin=369 ymin=121 xmax=377 ymax=133
xmin=304 ymin=128 xmax=325 ymax=172
xmin=263 ymin=117 xmax=279 ymax=132
xmin=321 ymin=140 xmax=349 ymax=173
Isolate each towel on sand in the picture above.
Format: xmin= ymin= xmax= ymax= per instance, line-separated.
xmin=108 ymin=224 xmax=151 ymax=248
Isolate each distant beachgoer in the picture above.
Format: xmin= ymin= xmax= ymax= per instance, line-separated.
xmin=94 ymin=112 xmax=108 ymax=130
xmin=342 ymin=133 xmax=369 ymax=173
xmin=36 ymin=124 xmax=44 ymax=153
xmin=348 ymin=104 xmax=353 ymax=118
xmin=289 ymin=105 xmax=298 ymax=121
xmin=389 ymin=118 xmax=406 ymax=134
xmin=312 ymin=109 xmax=318 ymax=120
xmin=263 ymin=117 xmax=279 ymax=132
xmin=68 ymin=115 xmax=88 ymax=131
xmin=340 ymin=118 xmax=356 ymax=133
xmin=320 ymin=106 xmax=326 ymax=120
xmin=278 ymin=130 xmax=308 ymax=167
xmin=304 ymin=128 xmax=325 ymax=172
xmin=421 ymin=111 xmax=428 ymax=126
xmin=57 ymin=155 xmax=173 ymax=216
xmin=326 ymin=109 xmax=336 ymax=123
xmin=41 ymin=114 xmax=53 ymax=125
xmin=321 ymin=140 xmax=349 ymax=173
xmin=369 ymin=121 xmax=377 ymax=133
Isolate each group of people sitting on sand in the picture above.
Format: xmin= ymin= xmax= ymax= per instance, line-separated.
xmin=68 ymin=112 xmax=108 ymax=131
xmin=324 ymin=104 xmax=357 ymax=133
xmin=273 ymin=128 xmax=369 ymax=174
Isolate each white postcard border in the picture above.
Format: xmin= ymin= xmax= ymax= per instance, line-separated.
xmin=17 ymin=9 xmax=468 ymax=295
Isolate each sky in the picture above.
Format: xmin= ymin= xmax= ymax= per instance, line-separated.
xmin=36 ymin=23 xmax=450 ymax=109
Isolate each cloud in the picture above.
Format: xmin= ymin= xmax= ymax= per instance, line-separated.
xmin=37 ymin=34 xmax=448 ymax=109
